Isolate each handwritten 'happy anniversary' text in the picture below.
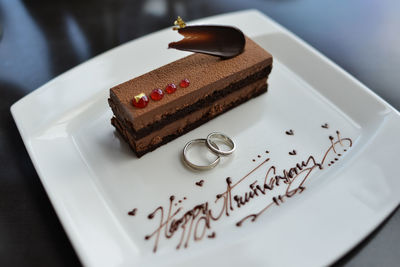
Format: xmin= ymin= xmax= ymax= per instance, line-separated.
xmin=143 ymin=131 xmax=352 ymax=252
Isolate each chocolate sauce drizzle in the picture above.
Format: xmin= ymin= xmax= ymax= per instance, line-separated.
xmin=207 ymin=232 xmax=216 ymax=239
xmin=289 ymin=150 xmax=297 ymax=155
xmin=195 ymin=180 xmax=204 ymax=187
xmin=141 ymin=130 xmax=352 ymax=253
xmin=321 ymin=123 xmax=329 ymax=129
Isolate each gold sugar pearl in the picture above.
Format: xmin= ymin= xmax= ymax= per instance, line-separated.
xmin=173 ymin=16 xmax=186 ymax=30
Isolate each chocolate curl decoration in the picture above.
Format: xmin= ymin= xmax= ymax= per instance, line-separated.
xmin=168 ymin=25 xmax=246 ymax=59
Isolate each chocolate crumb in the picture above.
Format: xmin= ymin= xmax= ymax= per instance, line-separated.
xmin=321 ymin=123 xmax=329 ymax=129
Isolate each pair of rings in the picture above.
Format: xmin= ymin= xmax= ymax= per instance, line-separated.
xmin=183 ymin=132 xmax=236 ymax=171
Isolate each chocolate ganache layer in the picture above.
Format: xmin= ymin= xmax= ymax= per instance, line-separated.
xmin=108 ymin=36 xmax=273 ymax=157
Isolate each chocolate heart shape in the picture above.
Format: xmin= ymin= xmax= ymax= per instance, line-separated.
xmin=285 ymin=129 xmax=294 ymax=135
xmin=321 ymin=123 xmax=329 ymax=129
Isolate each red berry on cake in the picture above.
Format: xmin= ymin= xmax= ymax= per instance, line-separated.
xmin=180 ymin=78 xmax=190 ymax=88
xmin=150 ymin=88 xmax=164 ymax=101
xmin=132 ymin=93 xmax=149 ymax=108
xmin=165 ymin=83 xmax=177 ymax=94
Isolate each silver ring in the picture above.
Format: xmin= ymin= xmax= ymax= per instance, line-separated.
xmin=182 ymin=139 xmax=221 ymax=170
xmin=206 ymin=132 xmax=236 ymax=156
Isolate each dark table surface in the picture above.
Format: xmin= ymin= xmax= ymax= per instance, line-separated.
xmin=1 ymin=0 xmax=399 ymax=266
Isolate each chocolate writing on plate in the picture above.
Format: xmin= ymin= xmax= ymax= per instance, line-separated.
xmin=139 ymin=131 xmax=352 ymax=253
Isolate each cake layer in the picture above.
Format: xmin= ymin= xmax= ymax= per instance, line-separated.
xmin=112 ymin=78 xmax=268 ymax=157
xmin=109 ymin=64 xmax=272 ymax=139
xmin=109 ymin=37 xmax=272 ymax=132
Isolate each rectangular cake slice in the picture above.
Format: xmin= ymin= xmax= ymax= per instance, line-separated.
xmin=108 ymin=37 xmax=272 ymax=157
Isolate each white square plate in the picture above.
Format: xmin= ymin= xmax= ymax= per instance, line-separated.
xmin=11 ymin=10 xmax=400 ymax=267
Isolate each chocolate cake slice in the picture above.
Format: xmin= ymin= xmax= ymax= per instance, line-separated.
xmin=108 ymin=36 xmax=272 ymax=157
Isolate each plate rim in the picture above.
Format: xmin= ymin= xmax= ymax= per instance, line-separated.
xmin=10 ymin=9 xmax=400 ymax=267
